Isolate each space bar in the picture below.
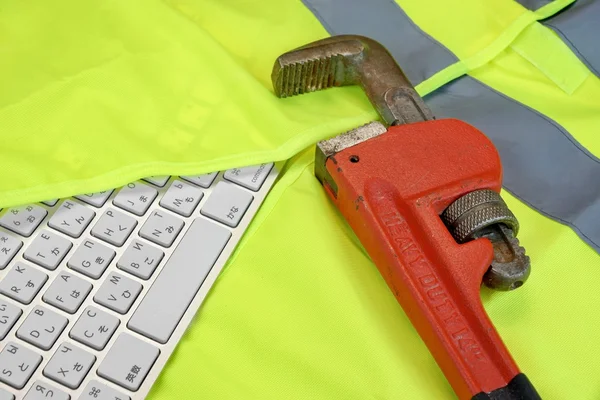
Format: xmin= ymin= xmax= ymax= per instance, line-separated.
xmin=128 ymin=218 xmax=231 ymax=343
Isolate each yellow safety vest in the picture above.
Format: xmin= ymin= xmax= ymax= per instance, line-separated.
xmin=1 ymin=0 xmax=599 ymax=398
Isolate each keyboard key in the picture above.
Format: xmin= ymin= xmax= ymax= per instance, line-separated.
xmin=0 ymin=262 xmax=48 ymax=304
xmin=42 ymin=199 xmax=59 ymax=207
xmin=42 ymin=272 xmax=92 ymax=314
xmin=94 ymin=272 xmax=142 ymax=314
xmin=80 ymin=380 xmax=130 ymax=400
xmin=224 ymin=163 xmax=273 ymax=191
xmin=16 ymin=306 xmax=68 ymax=350
xmin=24 ymin=380 xmax=69 ymax=400
xmin=0 ymin=231 xmax=22 ymax=269
xmin=91 ymin=209 xmax=137 ymax=247
xmin=67 ymin=239 xmax=115 ymax=279
xmin=70 ymin=306 xmax=120 ymax=351
xmin=74 ymin=190 xmax=113 ymax=208
xmin=48 ymin=200 xmax=95 ymax=238
xmin=138 ymin=210 xmax=184 ymax=248
xmin=0 ymin=387 xmax=14 ymax=400
xmin=97 ymin=333 xmax=159 ymax=391
xmin=113 ymin=182 xmax=158 ymax=216
xmin=43 ymin=342 xmax=95 ymax=389
xmin=142 ymin=176 xmax=169 ymax=187
xmin=117 ymin=240 xmax=164 ymax=280
xmin=128 ymin=218 xmax=230 ymax=343
xmin=0 ymin=205 xmax=47 ymax=237
xmin=23 ymin=230 xmax=72 ymax=271
xmin=200 ymin=181 xmax=253 ymax=228
xmin=159 ymin=180 xmax=203 ymax=217
xmin=0 ymin=301 xmax=22 ymax=340
xmin=0 ymin=342 xmax=42 ymax=389
xmin=180 ymin=172 xmax=218 ymax=188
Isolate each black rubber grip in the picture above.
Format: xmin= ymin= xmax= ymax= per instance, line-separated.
xmin=472 ymin=374 xmax=541 ymax=400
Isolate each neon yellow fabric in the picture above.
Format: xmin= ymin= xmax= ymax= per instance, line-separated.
xmin=510 ymin=23 xmax=589 ymax=94
xmin=3 ymin=0 xmax=600 ymax=399
xmin=406 ymin=0 xmax=578 ymax=96
xmin=0 ymin=0 xmax=375 ymax=209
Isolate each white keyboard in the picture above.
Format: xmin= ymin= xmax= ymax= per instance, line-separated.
xmin=0 ymin=163 xmax=279 ymax=399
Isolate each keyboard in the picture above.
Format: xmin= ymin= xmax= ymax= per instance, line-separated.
xmin=0 ymin=162 xmax=280 ymax=400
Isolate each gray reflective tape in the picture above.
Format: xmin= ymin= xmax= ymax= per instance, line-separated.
xmin=542 ymin=0 xmax=600 ymax=76
xmin=426 ymin=76 xmax=600 ymax=250
xmin=302 ymin=0 xmax=600 ymax=252
xmin=516 ymin=0 xmax=554 ymax=10
xmin=301 ymin=0 xmax=457 ymax=86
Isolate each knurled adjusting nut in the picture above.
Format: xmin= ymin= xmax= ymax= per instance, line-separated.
xmin=441 ymin=189 xmax=519 ymax=243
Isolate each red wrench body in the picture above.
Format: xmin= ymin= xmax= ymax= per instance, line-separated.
xmin=324 ymin=119 xmax=520 ymax=399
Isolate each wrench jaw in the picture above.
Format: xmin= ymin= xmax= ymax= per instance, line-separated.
xmin=272 ymin=35 xmax=431 ymax=126
xmin=315 ymin=122 xmax=387 ymax=198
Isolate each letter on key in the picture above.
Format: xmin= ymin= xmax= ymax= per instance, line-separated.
xmin=0 ymin=262 xmax=48 ymax=304
xmin=0 ymin=342 xmax=42 ymax=389
xmin=0 ymin=301 xmax=22 ymax=341
xmin=24 ymin=380 xmax=70 ymax=400
xmin=16 ymin=306 xmax=68 ymax=350
xmin=48 ymin=200 xmax=96 ymax=238
xmin=0 ymin=231 xmax=22 ymax=270
xmin=43 ymin=342 xmax=96 ymax=389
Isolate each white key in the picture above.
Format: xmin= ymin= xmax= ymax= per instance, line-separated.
xmin=16 ymin=306 xmax=68 ymax=350
xmin=0 ymin=231 xmax=22 ymax=269
xmin=70 ymin=306 xmax=120 ymax=351
xmin=200 ymin=181 xmax=253 ymax=228
xmin=23 ymin=230 xmax=72 ymax=271
xmin=117 ymin=240 xmax=164 ymax=280
xmin=42 ymin=200 xmax=59 ymax=207
xmin=24 ymin=380 xmax=70 ymax=400
xmin=0 ymin=262 xmax=48 ymax=304
xmin=80 ymin=380 xmax=130 ymax=400
xmin=91 ymin=209 xmax=137 ymax=247
xmin=48 ymin=200 xmax=95 ymax=238
xmin=138 ymin=210 xmax=184 ymax=248
xmin=0 ymin=342 xmax=42 ymax=389
xmin=224 ymin=163 xmax=273 ymax=191
xmin=43 ymin=342 xmax=95 ymax=389
xmin=42 ymin=272 xmax=92 ymax=314
xmin=128 ymin=218 xmax=231 ymax=343
xmin=0 ymin=301 xmax=22 ymax=340
xmin=159 ymin=180 xmax=203 ymax=217
xmin=0 ymin=205 xmax=47 ymax=237
xmin=67 ymin=239 xmax=115 ymax=279
xmin=74 ymin=190 xmax=113 ymax=208
xmin=113 ymin=182 xmax=157 ymax=216
xmin=97 ymin=333 xmax=159 ymax=391
xmin=0 ymin=387 xmax=14 ymax=400
xmin=142 ymin=176 xmax=169 ymax=187
xmin=180 ymin=172 xmax=218 ymax=188
xmin=93 ymin=272 xmax=142 ymax=314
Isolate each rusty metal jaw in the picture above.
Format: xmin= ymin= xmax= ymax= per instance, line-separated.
xmin=315 ymin=122 xmax=387 ymax=198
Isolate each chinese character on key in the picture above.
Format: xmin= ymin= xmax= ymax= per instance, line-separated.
xmin=139 ymin=195 xmax=148 ymax=203
xmin=95 ymin=257 xmax=105 ymax=265
xmin=125 ymin=373 xmax=136 ymax=383
xmin=131 ymin=365 xmax=141 ymax=374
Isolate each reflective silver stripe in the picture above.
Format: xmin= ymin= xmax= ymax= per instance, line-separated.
xmin=302 ymin=0 xmax=600 ymax=252
xmin=542 ymin=0 xmax=600 ymax=76
xmin=517 ymin=0 xmax=554 ymax=10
